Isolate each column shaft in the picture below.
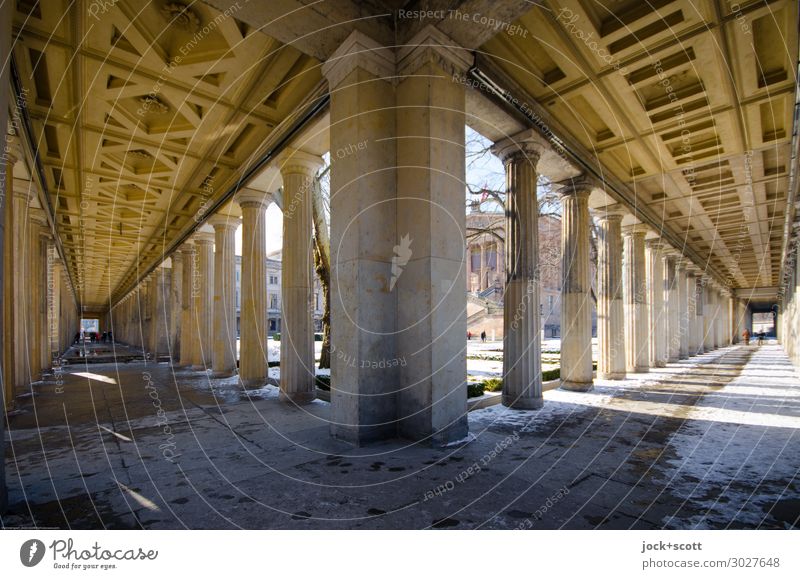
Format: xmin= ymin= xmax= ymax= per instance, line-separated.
xmin=180 ymin=244 xmax=195 ymax=366
xmin=677 ymin=264 xmax=689 ymax=359
xmin=559 ymin=181 xmax=593 ymax=391
xmin=664 ymin=255 xmax=680 ymax=362
xmin=211 ymin=217 xmax=239 ymax=376
xmin=598 ymin=213 xmax=625 ymax=379
xmin=623 ymin=227 xmax=649 ymax=373
xmin=238 ymin=196 xmax=269 ymax=387
xmin=278 ymin=152 xmax=320 ymax=404
xmin=494 ymin=139 xmax=543 ymax=408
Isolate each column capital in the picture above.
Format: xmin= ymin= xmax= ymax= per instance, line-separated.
xmin=594 ymin=203 xmax=627 ymax=221
xmin=275 ymin=148 xmax=324 ymax=178
xmin=171 ymin=250 xmax=185 ymax=265
xmin=193 ymin=231 xmax=215 ymax=245
xmin=12 ymin=178 xmax=34 ymax=203
xmin=396 ymin=25 xmax=471 ymax=78
xmin=29 ymin=206 xmax=49 ymax=227
xmin=644 ymin=238 xmax=665 ymax=251
xmin=491 ymin=128 xmax=549 ymax=166
xmin=621 ymin=223 xmax=649 ymax=237
xmin=557 ymin=175 xmax=595 ymax=198
xmin=321 ymin=29 xmax=394 ymax=89
xmin=235 ymin=188 xmax=273 ymax=210
xmin=208 ymin=213 xmax=241 ymax=231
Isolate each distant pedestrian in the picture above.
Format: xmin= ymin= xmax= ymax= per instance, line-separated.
xmin=757 ymin=331 xmax=765 ymax=346
xmin=480 ymin=330 xmax=486 ymax=343
xmin=467 ymin=331 xmax=472 ymax=340
xmin=742 ymin=329 xmax=750 ymax=345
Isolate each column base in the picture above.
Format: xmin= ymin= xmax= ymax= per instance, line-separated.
xmin=598 ymin=372 xmax=626 ymax=380
xmin=212 ymin=369 xmax=235 ymax=378
xmin=627 ymin=366 xmax=649 ymax=373
xmin=279 ymin=390 xmax=316 ymax=405
xmin=502 ymin=394 xmax=544 ymax=410
xmin=667 ymin=356 xmax=679 ymax=363
xmin=559 ymin=380 xmax=593 ymax=392
xmin=652 ymin=361 xmax=666 ymax=368
xmin=239 ymin=376 xmax=266 ymax=389
xmin=190 ymin=364 xmax=210 ymax=371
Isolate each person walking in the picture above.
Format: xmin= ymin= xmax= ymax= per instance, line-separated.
xmin=480 ymin=330 xmax=486 ymax=343
xmin=742 ymin=328 xmax=750 ymax=345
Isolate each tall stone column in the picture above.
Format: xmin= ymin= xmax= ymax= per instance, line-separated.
xmin=28 ymin=207 xmax=48 ymax=381
xmin=12 ymin=179 xmax=33 ymax=389
xmin=685 ymin=268 xmax=698 ymax=355
xmin=148 ymin=267 xmax=171 ymax=357
xmin=703 ymin=279 xmax=715 ymax=351
xmin=210 ymin=215 xmax=240 ymax=377
xmin=559 ymin=177 xmax=594 ymax=391
xmin=236 ymin=191 xmax=270 ymax=388
xmin=596 ymin=206 xmax=626 ymax=379
xmin=623 ymin=224 xmax=649 ymax=373
xmin=466 ymin=245 xmax=472 ymax=291
xmin=277 ymin=149 xmax=322 ymax=404
xmin=38 ymin=227 xmax=52 ymax=372
xmin=179 ymin=243 xmax=195 ymax=366
xmin=664 ymin=252 xmax=680 ymax=362
xmin=1 ymin=0 xmax=12 ymax=512
xmin=324 ymin=27 xmax=469 ymax=444
xmin=695 ymin=275 xmax=705 ymax=355
xmin=169 ymin=251 xmax=183 ymax=362
xmin=677 ymin=261 xmax=689 ymax=359
xmin=646 ymin=239 xmax=667 ymax=367
xmin=191 ymin=231 xmax=214 ymax=368
xmin=493 ymin=130 xmax=546 ymax=408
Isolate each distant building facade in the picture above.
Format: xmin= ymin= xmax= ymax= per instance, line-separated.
xmin=234 ymin=250 xmax=323 ymax=336
xmin=465 ymin=207 xmax=563 ymax=339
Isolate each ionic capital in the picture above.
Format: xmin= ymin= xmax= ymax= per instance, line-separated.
xmin=491 ymin=129 xmax=548 ymax=167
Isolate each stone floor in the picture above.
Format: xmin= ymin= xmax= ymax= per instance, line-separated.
xmin=2 ymin=343 xmax=799 ymax=529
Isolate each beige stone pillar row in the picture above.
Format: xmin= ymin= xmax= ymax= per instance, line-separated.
xmin=277 ymin=150 xmax=323 ymax=404
xmin=27 ymin=207 xmax=47 ymax=381
xmin=38 ymin=228 xmax=53 ymax=372
xmin=2 ymin=149 xmax=19 ymax=418
xmin=236 ymin=191 xmax=270 ymax=387
xmin=676 ymin=260 xmax=689 ymax=359
xmin=492 ymin=130 xmax=546 ymax=408
xmin=596 ymin=206 xmax=626 ymax=380
xmin=49 ymin=257 xmax=62 ymax=356
xmin=694 ymin=275 xmax=705 ymax=354
xmin=703 ymin=279 xmax=715 ymax=351
xmin=622 ymin=224 xmax=649 ymax=373
xmin=645 ymin=239 xmax=667 ymax=367
xmin=191 ymin=231 xmax=215 ymax=368
xmin=179 ymin=243 xmax=196 ymax=366
xmin=559 ymin=177 xmax=594 ymax=391
xmin=394 ymin=26 xmax=469 ymax=443
xmin=169 ymin=251 xmax=183 ymax=362
xmin=210 ymin=214 xmax=240 ymax=377
xmin=12 ymin=178 xmax=33 ymax=389
xmin=685 ymin=268 xmax=699 ymax=355
xmin=663 ymin=252 xmax=680 ymax=362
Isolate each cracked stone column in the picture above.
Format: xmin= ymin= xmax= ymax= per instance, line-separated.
xmin=559 ymin=177 xmax=594 ymax=391
xmin=191 ymin=231 xmax=214 ymax=368
xmin=210 ymin=214 xmax=240 ymax=377
xmin=236 ymin=191 xmax=270 ymax=388
xmin=623 ymin=224 xmax=649 ymax=373
xmin=596 ymin=205 xmax=626 ymax=380
xmin=677 ymin=260 xmax=689 ymax=359
xmin=664 ymin=251 xmax=680 ymax=362
xmin=493 ymin=130 xmax=546 ymax=408
xmin=685 ymin=267 xmax=699 ymax=355
xmin=646 ymin=239 xmax=667 ymax=367
xmin=179 ymin=243 xmax=195 ymax=366
xmin=277 ymin=149 xmax=322 ymax=405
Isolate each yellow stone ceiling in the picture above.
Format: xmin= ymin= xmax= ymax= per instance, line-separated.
xmin=12 ymin=0 xmax=321 ymax=310
xmin=481 ymin=0 xmax=797 ymax=290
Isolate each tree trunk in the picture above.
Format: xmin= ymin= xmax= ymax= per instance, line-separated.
xmin=311 ymin=175 xmax=331 ymax=369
